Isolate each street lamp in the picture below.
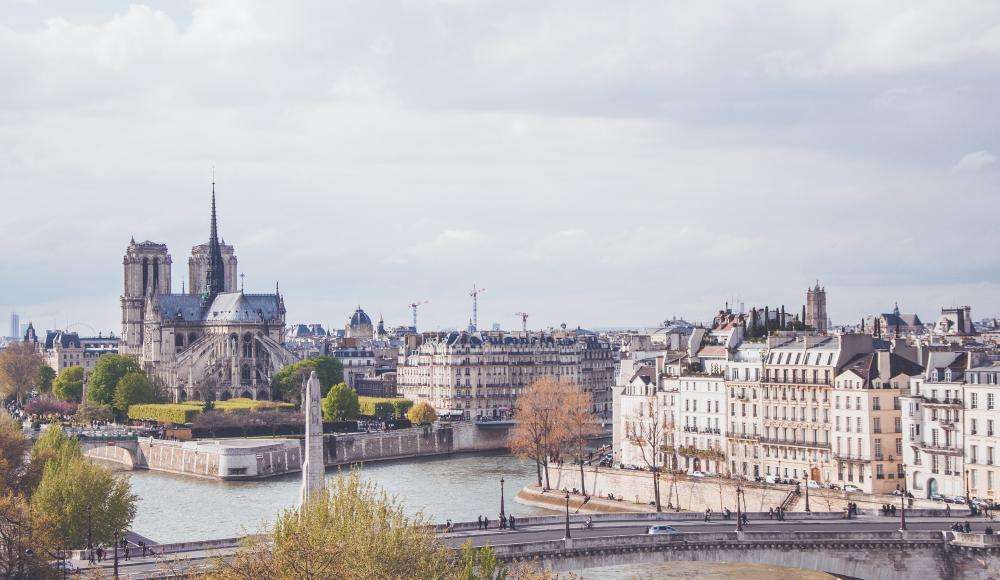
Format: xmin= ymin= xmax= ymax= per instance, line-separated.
xmin=805 ymin=464 xmax=811 ymax=513
xmin=500 ymin=477 xmax=506 ymax=524
xmin=899 ymin=465 xmax=908 ymax=532
xmin=564 ymin=491 xmax=571 ymax=540
xmin=735 ymin=485 xmax=744 ymax=532
xmin=965 ymin=469 xmax=972 ymax=506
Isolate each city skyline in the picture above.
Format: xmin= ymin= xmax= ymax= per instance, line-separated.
xmin=2 ymin=1 xmax=998 ymax=333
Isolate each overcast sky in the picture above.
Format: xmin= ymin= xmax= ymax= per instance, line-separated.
xmin=1 ymin=1 xmax=998 ymax=335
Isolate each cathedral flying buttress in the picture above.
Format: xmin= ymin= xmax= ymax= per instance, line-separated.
xmin=120 ymin=184 xmax=298 ymax=402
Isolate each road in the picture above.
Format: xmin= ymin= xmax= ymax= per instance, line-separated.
xmin=72 ymin=515 xmax=992 ymax=578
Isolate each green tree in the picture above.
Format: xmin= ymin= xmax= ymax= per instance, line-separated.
xmin=0 ymin=411 xmax=33 ymax=494
xmin=211 ymin=471 xmax=455 ymax=579
xmin=112 ymin=371 xmax=154 ymax=414
xmin=407 ymin=401 xmax=438 ymax=426
xmin=37 ymin=365 xmax=56 ymax=394
xmin=87 ymin=355 xmax=141 ymax=406
xmin=52 ymin=366 xmax=85 ymax=402
xmin=271 ymin=356 xmax=344 ymax=403
xmin=30 ymin=448 xmax=137 ymax=548
xmin=322 ymin=383 xmax=360 ymax=422
xmin=73 ymin=402 xmax=113 ymax=426
xmin=458 ymin=541 xmax=506 ymax=580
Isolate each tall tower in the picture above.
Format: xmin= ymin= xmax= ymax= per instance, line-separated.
xmin=121 ymin=239 xmax=172 ymax=355
xmin=188 ymin=184 xmax=237 ymax=295
xmin=805 ymin=281 xmax=828 ymax=334
xmin=202 ymin=183 xmax=227 ymax=299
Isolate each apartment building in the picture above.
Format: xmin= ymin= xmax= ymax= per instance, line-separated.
xmin=901 ymin=351 xmax=968 ymax=499
xmin=725 ymin=342 xmax=766 ymax=478
xmin=673 ymin=374 xmax=727 ymax=474
xmin=396 ymin=331 xmax=617 ymax=420
xmin=830 ymin=351 xmax=922 ymax=494
xmin=758 ymin=333 xmax=876 ymax=483
xmin=965 ymin=359 xmax=1000 ymax=501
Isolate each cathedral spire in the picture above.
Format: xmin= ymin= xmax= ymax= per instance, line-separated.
xmin=203 ymin=179 xmax=226 ymax=300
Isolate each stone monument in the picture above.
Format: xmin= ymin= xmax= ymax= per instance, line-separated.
xmin=300 ymin=371 xmax=325 ymax=506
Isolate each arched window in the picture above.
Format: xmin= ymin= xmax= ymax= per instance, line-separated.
xmin=241 ymin=365 xmax=251 ymax=385
xmin=175 ymin=334 xmax=184 ymax=347
xmin=243 ymin=334 xmax=253 ymax=358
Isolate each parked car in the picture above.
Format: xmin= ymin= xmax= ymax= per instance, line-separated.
xmin=930 ymin=493 xmax=945 ymax=502
xmin=807 ymin=480 xmax=821 ymax=489
xmin=844 ymin=485 xmax=861 ymax=493
xmin=891 ymin=489 xmax=904 ymax=496
xmin=952 ymin=496 xmax=967 ymax=504
xmin=690 ymin=471 xmax=706 ymax=478
xmin=648 ymin=525 xmax=682 ymax=535
xmin=764 ymin=475 xmax=778 ymax=485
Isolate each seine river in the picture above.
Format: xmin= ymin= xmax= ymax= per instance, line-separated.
xmin=126 ymin=452 xmax=829 ymax=579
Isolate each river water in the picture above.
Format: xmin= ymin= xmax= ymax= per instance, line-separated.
xmin=126 ymin=453 xmax=829 ymax=579
xmin=128 ymin=451 xmax=549 ymax=543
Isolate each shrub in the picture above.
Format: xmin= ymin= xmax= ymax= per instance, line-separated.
xmin=359 ymin=397 xmax=412 ymax=418
xmin=407 ymin=402 xmax=437 ymax=426
xmin=127 ymin=404 xmax=201 ymax=425
xmin=25 ymin=396 xmax=77 ymax=418
xmin=322 ymin=383 xmax=360 ymax=422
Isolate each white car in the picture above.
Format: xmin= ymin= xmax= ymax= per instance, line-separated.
xmin=807 ymin=480 xmax=821 ymax=489
xmin=647 ymin=525 xmax=682 ymax=535
xmin=690 ymin=471 xmax=706 ymax=478
xmin=844 ymin=485 xmax=861 ymax=493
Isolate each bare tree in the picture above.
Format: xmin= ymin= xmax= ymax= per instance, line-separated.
xmin=0 ymin=342 xmax=44 ymax=404
xmin=509 ymin=377 xmax=566 ymax=490
xmin=560 ymin=384 xmax=601 ymax=497
xmin=624 ymin=393 xmax=665 ymax=511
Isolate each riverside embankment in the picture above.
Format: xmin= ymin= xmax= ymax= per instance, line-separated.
xmin=84 ymin=421 xmax=511 ymax=480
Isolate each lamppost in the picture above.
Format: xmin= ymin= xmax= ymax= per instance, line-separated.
xmin=805 ymin=464 xmax=811 ymax=512
xmin=499 ymin=477 xmax=506 ymax=524
xmin=86 ymin=505 xmax=93 ymax=554
xmin=965 ymin=469 xmax=972 ymax=507
xmin=564 ymin=491 xmax=571 ymax=540
xmin=899 ymin=465 xmax=908 ymax=532
xmin=113 ymin=530 xmax=120 ymax=579
xmin=735 ymin=485 xmax=744 ymax=532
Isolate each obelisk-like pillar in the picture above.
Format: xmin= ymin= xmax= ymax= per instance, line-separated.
xmin=300 ymin=371 xmax=325 ymax=506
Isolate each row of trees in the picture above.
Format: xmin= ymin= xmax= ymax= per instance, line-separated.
xmin=0 ymin=415 xmax=137 ymax=576
xmin=508 ymin=377 xmax=602 ymax=496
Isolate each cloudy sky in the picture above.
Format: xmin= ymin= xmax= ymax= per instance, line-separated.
xmin=1 ymin=1 xmax=998 ymax=334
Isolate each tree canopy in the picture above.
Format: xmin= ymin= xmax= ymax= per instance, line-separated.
xmin=38 ymin=365 xmax=56 ymax=394
xmin=87 ymin=355 xmax=142 ymax=406
xmin=0 ymin=341 xmax=45 ymax=404
xmin=52 ymin=366 xmax=85 ymax=402
xmin=271 ymin=356 xmax=344 ymax=404
xmin=113 ymin=371 xmax=155 ymax=413
xmin=210 ymin=471 xmax=499 ymax=580
xmin=407 ymin=401 xmax=437 ymax=426
xmin=322 ymin=383 xmax=360 ymax=422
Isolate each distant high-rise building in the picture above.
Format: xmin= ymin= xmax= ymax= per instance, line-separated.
xmin=806 ymin=282 xmax=828 ymax=333
xmin=9 ymin=312 xmax=19 ymax=339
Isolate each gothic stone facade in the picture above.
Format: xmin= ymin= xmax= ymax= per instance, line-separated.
xmin=120 ymin=189 xmax=297 ymax=402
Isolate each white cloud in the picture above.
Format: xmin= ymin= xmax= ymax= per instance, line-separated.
xmin=0 ymin=2 xmax=998 ymax=331
xmin=954 ymin=150 xmax=997 ymax=172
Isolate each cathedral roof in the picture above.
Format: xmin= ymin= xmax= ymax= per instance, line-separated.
xmin=153 ymin=292 xmax=282 ymax=324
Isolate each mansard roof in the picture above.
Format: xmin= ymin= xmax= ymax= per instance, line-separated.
xmin=350 ymin=307 xmax=373 ymax=328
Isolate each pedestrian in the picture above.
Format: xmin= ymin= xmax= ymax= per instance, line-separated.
xmin=484 ymin=516 xmax=490 ymax=529
xmin=124 ymin=545 xmax=130 ymax=561
xmin=986 ymin=526 xmax=994 ymax=535
xmin=477 ymin=515 xmax=483 ymax=530
xmin=965 ymin=521 xmax=972 ymax=533
xmin=446 ymin=519 xmax=452 ymax=533
xmin=500 ymin=514 xmax=506 ymax=529
xmin=946 ymin=504 xmax=952 ymax=517
xmin=768 ymin=507 xmax=774 ymax=520
xmin=97 ymin=546 xmax=104 ymax=562
xmin=509 ymin=514 xmax=515 ymax=530
xmin=741 ymin=513 xmax=749 ymax=526
xmin=705 ymin=509 xmax=710 ymax=522
xmin=88 ymin=549 xmax=94 ymax=565
xmin=141 ymin=541 xmax=147 ymax=557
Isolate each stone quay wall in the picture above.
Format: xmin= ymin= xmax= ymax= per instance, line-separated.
xmin=85 ymin=421 xmax=513 ymax=480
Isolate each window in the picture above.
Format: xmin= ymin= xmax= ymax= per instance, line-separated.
xmin=872 ymin=397 xmax=881 ymax=410
xmin=990 ymin=393 xmax=996 ymax=410
xmin=971 ymin=419 xmax=978 ymax=435
xmin=971 ymin=446 xmax=978 ymax=464
xmin=972 ymin=392 xmax=978 ymax=408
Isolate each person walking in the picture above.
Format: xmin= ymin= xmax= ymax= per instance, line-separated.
xmin=124 ymin=544 xmax=130 ymax=561
xmin=508 ymin=514 xmax=515 ymax=530
xmin=499 ymin=514 xmax=506 ymax=529
xmin=477 ymin=515 xmax=483 ymax=530
xmin=483 ymin=516 xmax=490 ymax=530
xmin=768 ymin=507 xmax=774 ymax=520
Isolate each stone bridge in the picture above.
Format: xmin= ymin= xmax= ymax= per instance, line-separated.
xmin=80 ymin=437 xmax=141 ymax=469
xmin=491 ymin=529 xmax=1000 ymax=580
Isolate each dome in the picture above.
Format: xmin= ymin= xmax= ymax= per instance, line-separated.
xmin=350 ymin=307 xmax=372 ymax=328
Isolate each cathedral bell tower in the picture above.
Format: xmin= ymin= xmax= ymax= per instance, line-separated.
xmin=121 ymin=239 xmax=172 ymax=356
xmin=201 ymin=182 xmax=227 ymax=303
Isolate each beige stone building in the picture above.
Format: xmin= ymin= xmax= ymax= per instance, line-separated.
xmin=23 ymin=325 xmax=118 ymax=379
xmin=396 ymin=331 xmax=617 ymax=420
xmin=965 ymin=359 xmax=1000 ymax=501
xmin=758 ymin=333 xmax=877 ymax=483
xmin=830 ymin=351 xmax=922 ymax=494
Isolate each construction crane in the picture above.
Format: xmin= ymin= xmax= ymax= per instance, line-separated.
xmin=408 ymin=300 xmax=428 ymax=331
xmin=515 ymin=312 xmax=529 ymax=333
xmin=469 ymin=284 xmax=486 ymax=331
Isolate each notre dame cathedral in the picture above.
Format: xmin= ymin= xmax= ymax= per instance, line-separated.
xmin=120 ymin=186 xmax=297 ymax=402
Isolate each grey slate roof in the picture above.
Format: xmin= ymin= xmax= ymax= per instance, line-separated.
xmin=153 ymin=292 xmax=282 ymax=324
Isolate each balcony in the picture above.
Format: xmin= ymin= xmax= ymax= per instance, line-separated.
xmin=916 ymin=443 xmax=963 ymax=456
xmin=758 ymin=437 xmax=831 ymax=450
xmin=923 ymin=397 xmax=964 ymax=408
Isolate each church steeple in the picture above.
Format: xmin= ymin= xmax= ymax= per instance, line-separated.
xmin=203 ymin=180 xmax=226 ymax=300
